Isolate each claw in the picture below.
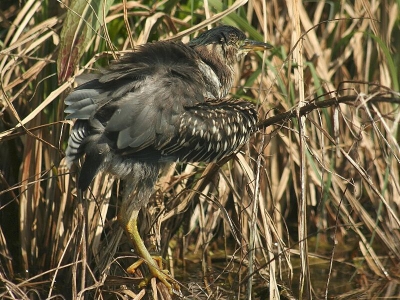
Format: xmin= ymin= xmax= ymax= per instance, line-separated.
xmin=127 ymin=256 xmax=179 ymax=294
xmin=121 ymin=212 xmax=180 ymax=295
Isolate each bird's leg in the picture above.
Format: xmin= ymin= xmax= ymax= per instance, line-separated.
xmin=121 ymin=209 xmax=179 ymax=294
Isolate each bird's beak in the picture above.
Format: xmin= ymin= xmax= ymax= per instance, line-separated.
xmin=240 ymin=39 xmax=273 ymax=51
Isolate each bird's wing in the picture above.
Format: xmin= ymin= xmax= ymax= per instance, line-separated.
xmin=103 ymin=77 xmax=202 ymax=151
xmin=101 ymin=44 xmax=207 ymax=152
xmin=65 ymin=41 xmax=207 ymax=155
xmin=158 ymin=99 xmax=258 ymax=162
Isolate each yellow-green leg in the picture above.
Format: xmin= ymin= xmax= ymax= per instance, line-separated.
xmin=122 ymin=211 xmax=179 ymax=294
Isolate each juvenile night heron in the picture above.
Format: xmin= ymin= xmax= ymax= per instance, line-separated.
xmin=64 ymin=25 xmax=272 ymax=293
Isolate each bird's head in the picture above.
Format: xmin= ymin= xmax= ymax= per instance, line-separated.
xmin=188 ymin=25 xmax=272 ymax=65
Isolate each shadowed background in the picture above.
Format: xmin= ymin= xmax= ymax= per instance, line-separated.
xmin=1 ymin=0 xmax=400 ymax=299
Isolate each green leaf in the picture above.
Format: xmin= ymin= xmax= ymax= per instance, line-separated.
xmin=57 ymin=0 xmax=114 ymax=83
xmin=368 ymin=32 xmax=399 ymax=91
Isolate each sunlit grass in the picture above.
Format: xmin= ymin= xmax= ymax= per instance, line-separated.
xmin=1 ymin=0 xmax=400 ymax=299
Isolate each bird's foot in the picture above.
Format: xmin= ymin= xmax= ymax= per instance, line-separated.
xmin=127 ymin=256 xmax=180 ymax=295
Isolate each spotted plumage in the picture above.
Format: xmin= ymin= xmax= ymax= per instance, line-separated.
xmin=161 ymin=99 xmax=257 ymax=162
xmin=64 ymin=25 xmax=271 ymax=292
xmin=65 ymin=26 xmax=269 ymax=190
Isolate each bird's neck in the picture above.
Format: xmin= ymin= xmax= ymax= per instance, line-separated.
xmin=194 ymin=44 xmax=236 ymax=98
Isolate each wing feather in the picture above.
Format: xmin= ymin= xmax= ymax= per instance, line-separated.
xmin=64 ymin=41 xmax=208 ymax=189
xmin=158 ymin=99 xmax=257 ymax=162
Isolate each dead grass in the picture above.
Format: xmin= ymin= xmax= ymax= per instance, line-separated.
xmin=1 ymin=0 xmax=400 ymax=299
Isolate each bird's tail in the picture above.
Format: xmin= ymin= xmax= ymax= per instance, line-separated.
xmin=65 ymin=120 xmax=106 ymax=191
xmin=65 ymin=120 xmax=88 ymax=168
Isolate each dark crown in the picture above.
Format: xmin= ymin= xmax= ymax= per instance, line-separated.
xmin=187 ymin=25 xmax=247 ymax=47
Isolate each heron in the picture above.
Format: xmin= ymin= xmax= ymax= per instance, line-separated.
xmin=64 ymin=25 xmax=272 ymax=293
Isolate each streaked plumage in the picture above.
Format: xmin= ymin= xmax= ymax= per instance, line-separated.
xmin=64 ymin=25 xmax=271 ymax=293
